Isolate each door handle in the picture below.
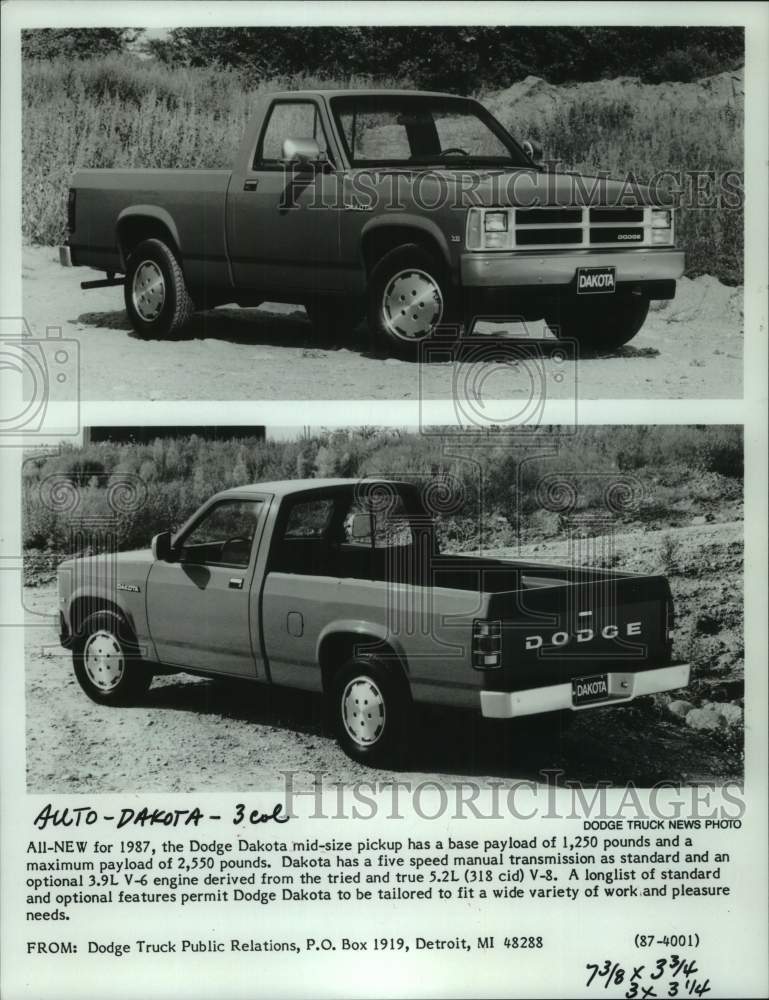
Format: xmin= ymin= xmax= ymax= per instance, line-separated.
xmin=228 ymin=577 xmax=244 ymax=590
xmin=243 ymin=179 xmax=258 ymax=192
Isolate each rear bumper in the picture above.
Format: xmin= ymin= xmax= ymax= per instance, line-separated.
xmin=480 ymin=662 xmax=690 ymax=719
xmin=461 ymin=248 xmax=685 ymax=289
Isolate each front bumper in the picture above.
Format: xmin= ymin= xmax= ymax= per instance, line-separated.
xmin=461 ymin=248 xmax=685 ymax=289
xmin=59 ymin=611 xmax=74 ymax=648
xmin=480 ymin=662 xmax=690 ymax=719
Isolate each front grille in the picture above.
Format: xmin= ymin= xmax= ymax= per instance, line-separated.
xmin=514 ymin=206 xmax=656 ymax=250
xmin=589 ymin=207 xmax=644 ymax=223
xmin=517 ymin=228 xmax=582 ymax=246
xmin=517 ymin=208 xmax=582 ymax=225
xmin=589 ymin=227 xmax=644 ymax=244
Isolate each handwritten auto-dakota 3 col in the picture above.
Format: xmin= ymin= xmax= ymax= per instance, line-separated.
xmin=60 ymin=90 xmax=684 ymax=358
xmin=57 ymin=479 xmax=690 ymax=766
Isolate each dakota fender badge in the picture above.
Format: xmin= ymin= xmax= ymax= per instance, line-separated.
xmin=117 ymin=583 xmax=141 ymax=593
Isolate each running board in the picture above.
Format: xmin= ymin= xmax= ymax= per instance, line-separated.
xmin=80 ymin=276 xmax=125 ymax=290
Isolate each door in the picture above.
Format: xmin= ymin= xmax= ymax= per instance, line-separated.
xmin=145 ymin=497 xmax=268 ymax=677
xmin=226 ymin=98 xmax=342 ymax=293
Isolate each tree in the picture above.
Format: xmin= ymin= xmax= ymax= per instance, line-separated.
xmin=22 ymin=29 xmax=141 ymax=61
xmin=141 ymin=25 xmax=743 ymax=90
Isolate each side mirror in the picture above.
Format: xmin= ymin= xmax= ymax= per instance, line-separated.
xmin=522 ymin=139 xmax=544 ymax=163
xmin=151 ymin=530 xmax=174 ymax=562
xmin=282 ymin=137 xmax=324 ymax=169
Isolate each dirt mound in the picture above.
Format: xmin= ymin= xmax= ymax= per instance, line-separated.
xmin=485 ymin=68 xmax=744 ymax=119
xmin=652 ymin=275 xmax=743 ymax=329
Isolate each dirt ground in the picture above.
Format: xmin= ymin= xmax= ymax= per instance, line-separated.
xmin=24 ymin=515 xmax=743 ymax=794
xmin=21 ymin=246 xmax=742 ymax=402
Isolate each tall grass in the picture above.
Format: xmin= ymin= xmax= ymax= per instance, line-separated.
xmin=23 ymin=55 xmax=742 ymax=283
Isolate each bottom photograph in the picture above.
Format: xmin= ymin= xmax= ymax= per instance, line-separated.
xmin=22 ymin=424 xmax=744 ymax=792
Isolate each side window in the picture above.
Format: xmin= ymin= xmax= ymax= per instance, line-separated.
xmin=284 ymin=498 xmax=333 ymax=539
xmin=257 ymin=102 xmax=329 ymax=166
xmin=180 ymin=500 xmax=263 ymax=568
xmin=342 ymin=495 xmax=413 ymax=549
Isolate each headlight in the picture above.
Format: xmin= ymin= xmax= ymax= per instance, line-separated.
xmin=466 ymin=208 xmax=513 ymax=250
xmin=650 ymin=207 xmax=674 ymax=245
xmin=484 ymin=211 xmax=508 ymax=232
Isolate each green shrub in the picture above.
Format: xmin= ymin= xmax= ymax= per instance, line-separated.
xmin=22 ymin=426 xmax=743 ymax=560
xmin=646 ymin=45 xmax=722 ymax=84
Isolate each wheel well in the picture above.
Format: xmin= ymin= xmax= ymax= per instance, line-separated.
xmin=117 ymin=217 xmax=179 ymax=268
xmin=361 ymin=227 xmax=448 ymax=276
xmin=318 ymin=632 xmax=409 ymax=695
xmin=69 ymin=597 xmax=130 ymax=642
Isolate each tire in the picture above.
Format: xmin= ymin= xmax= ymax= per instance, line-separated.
xmin=305 ymin=297 xmax=363 ymax=343
xmin=73 ymin=610 xmax=152 ymax=706
xmin=367 ymin=243 xmax=461 ymax=359
xmin=331 ymin=654 xmax=410 ymax=767
xmin=545 ymin=293 xmax=650 ymax=354
xmin=124 ymin=237 xmax=194 ymax=338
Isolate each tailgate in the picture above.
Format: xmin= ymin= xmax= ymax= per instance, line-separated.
xmin=485 ymin=568 xmax=672 ymax=693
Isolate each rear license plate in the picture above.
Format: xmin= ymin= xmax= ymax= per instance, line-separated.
xmin=577 ymin=266 xmax=615 ymax=294
xmin=572 ymin=674 xmax=610 ymax=706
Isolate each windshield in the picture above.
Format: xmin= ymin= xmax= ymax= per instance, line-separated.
xmin=330 ymin=95 xmax=530 ymax=168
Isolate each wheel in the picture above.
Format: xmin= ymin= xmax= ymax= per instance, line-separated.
xmin=124 ymin=237 xmax=194 ymax=338
xmin=73 ymin=610 xmax=152 ymax=706
xmin=367 ymin=243 xmax=461 ymax=359
xmin=305 ymin=297 xmax=363 ymax=343
xmin=545 ymin=293 xmax=650 ymax=354
xmin=331 ymin=655 xmax=410 ymax=766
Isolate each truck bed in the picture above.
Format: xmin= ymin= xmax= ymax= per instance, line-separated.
xmin=68 ymin=168 xmax=232 ymax=285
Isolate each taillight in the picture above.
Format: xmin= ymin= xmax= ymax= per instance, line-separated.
xmin=67 ymin=188 xmax=76 ymax=232
xmin=666 ymin=600 xmax=675 ymax=641
xmin=472 ymin=619 xmax=502 ymax=669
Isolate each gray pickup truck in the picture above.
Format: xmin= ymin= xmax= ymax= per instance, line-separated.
xmin=60 ymin=89 xmax=684 ymax=358
xmin=57 ymin=479 xmax=690 ymax=766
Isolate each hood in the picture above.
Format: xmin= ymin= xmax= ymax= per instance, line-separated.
xmin=60 ymin=547 xmax=153 ymax=571
xmin=58 ymin=549 xmax=155 ymax=599
xmin=364 ymin=167 xmax=655 ymax=209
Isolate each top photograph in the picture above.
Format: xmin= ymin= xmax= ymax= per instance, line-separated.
xmin=21 ymin=25 xmax=744 ymax=401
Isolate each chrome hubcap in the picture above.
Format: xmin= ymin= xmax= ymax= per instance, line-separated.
xmin=342 ymin=676 xmax=386 ymax=747
xmin=382 ymin=268 xmax=443 ymax=341
xmin=83 ymin=630 xmax=125 ymax=692
xmin=132 ymin=260 xmax=166 ymax=321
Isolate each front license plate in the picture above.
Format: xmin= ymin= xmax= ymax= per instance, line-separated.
xmin=572 ymin=674 xmax=610 ymax=706
xmin=576 ymin=266 xmax=615 ymax=294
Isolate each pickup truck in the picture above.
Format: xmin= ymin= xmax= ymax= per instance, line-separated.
xmin=57 ymin=479 xmax=690 ymax=766
xmin=59 ymin=89 xmax=684 ymax=358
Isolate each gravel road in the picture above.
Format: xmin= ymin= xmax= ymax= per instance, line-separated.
xmin=24 ymin=518 xmax=743 ymax=794
xmin=22 ymin=247 xmax=742 ymax=402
